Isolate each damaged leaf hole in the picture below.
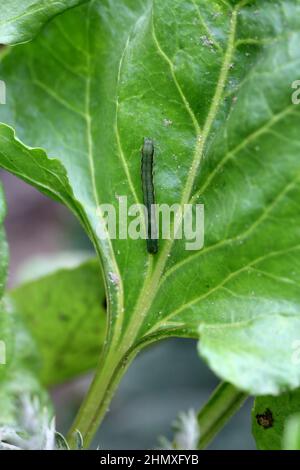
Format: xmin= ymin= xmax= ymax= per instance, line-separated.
xmin=256 ymin=408 xmax=274 ymax=429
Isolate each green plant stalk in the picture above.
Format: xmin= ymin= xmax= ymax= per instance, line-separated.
xmin=67 ymin=342 xmax=136 ymax=449
xmin=67 ymin=328 xmax=168 ymax=448
xmin=197 ymin=382 xmax=248 ymax=449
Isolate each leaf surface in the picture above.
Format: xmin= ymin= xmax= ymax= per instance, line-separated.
xmin=253 ymin=388 xmax=300 ymax=450
xmin=0 ymin=0 xmax=300 ymax=394
xmin=10 ymin=259 xmax=106 ymax=385
xmin=0 ymin=299 xmax=48 ymax=426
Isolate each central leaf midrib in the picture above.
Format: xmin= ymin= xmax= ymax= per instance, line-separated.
xmin=118 ymin=2 xmax=241 ymax=353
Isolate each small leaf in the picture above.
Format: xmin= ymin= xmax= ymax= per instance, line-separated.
xmin=55 ymin=431 xmax=70 ymax=450
xmin=10 ymin=259 xmax=106 ymax=385
xmin=198 ymin=316 xmax=300 ymax=395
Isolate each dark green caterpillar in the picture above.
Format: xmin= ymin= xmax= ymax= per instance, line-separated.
xmin=141 ymin=138 xmax=158 ymax=254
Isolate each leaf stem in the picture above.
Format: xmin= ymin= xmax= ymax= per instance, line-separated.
xmin=67 ymin=344 xmax=136 ymax=449
xmin=197 ymin=382 xmax=248 ymax=449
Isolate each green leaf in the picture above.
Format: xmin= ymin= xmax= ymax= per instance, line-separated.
xmin=0 ymin=0 xmax=88 ymax=45
xmin=0 ymin=0 xmax=300 ymax=404
xmin=10 ymin=259 xmax=106 ymax=386
xmin=252 ymin=389 xmax=300 ymax=450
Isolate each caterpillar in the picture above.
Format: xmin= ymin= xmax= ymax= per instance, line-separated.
xmin=141 ymin=138 xmax=158 ymax=254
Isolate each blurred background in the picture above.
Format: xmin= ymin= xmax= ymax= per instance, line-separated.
xmin=2 ymin=171 xmax=255 ymax=449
